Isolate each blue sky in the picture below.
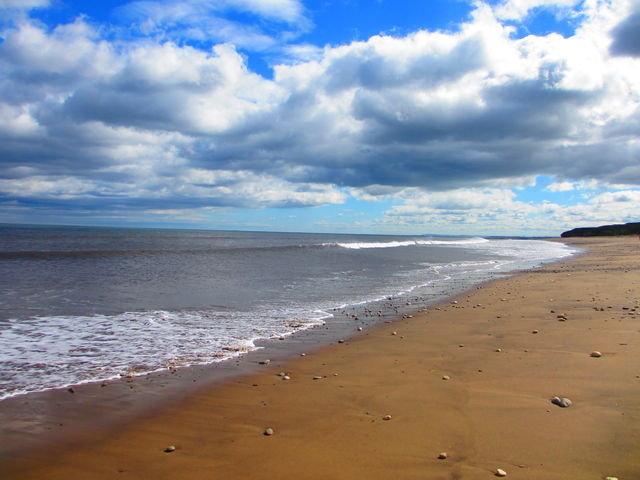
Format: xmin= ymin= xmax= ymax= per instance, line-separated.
xmin=0 ymin=0 xmax=639 ymax=236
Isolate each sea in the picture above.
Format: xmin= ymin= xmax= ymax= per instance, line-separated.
xmin=0 ymin=224 xmax=577 ymax=401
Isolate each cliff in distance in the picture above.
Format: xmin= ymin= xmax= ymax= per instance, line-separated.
xmin=561 ymin=222 xmax=640 ymax=237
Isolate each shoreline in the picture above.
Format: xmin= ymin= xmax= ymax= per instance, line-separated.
xmin=3 ymin=236 xmax=639 ymax=479
xmin=0 ymin=239 xmax=571 ymax=458
xmin=0 ymin=252 xmax=524 ymax=459
xmin=0 ymin=237 xmax=573 ymax=406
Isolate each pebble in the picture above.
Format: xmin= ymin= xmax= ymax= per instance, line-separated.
xmin=164 ymin=445 xmax=176 ymax=453
xmin=382 ymin=415 xmax=392 ymax=420
xmin=605 ymin=477 xmax=619 ymax=480
xmin=357 ymin=327 xmax=363 ymax=331
xmin=495 ymin=348 xmax=502 ymax=352
xmin=259 ymin=359 xmax=271 ymax=365
xmin=276 ymin=372 xmax=286 ymax=377
xmin=442 ymin=375 xmax=451 ymax=381
xmin=495 ymin=468 xmax=507 ymax=477
xmin=282 ymin=376 xmax=291 ymax=380
xmin=551 ymin=396 xmax=572 ymax=408
xmin=391 ymin=331 xmax=397 ymax=336
xmin=338 ymin=340 xmax=345 ymax=343
xmin=313 ymin=376 xmax=323 ymax=380
xmin=264 ymin=428 xmax=274 ymax=436
xmin=532 ymin=329 xmax=539 ymax=334
xmin=557 ymin=314 xmax=567 ymax=321
xmin=590 ymin=351 xmax=602 ymax=358
xmin=437 ymin=452 xmax=448 ymax=459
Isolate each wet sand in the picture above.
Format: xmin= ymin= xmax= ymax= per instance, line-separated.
xmin=2 ymin=237 xmax=640 ymax=479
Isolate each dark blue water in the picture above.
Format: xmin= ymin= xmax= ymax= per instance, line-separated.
xmin=0 ymin=224 xmax=576 ymax=399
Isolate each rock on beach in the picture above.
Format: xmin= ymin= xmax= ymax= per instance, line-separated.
xmin=551 ymin=396 xmax=572 ymax=408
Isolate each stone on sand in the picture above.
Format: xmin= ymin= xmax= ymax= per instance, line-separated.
xmin=495 ymin=468 xmax=507 ymax=477
xmin=264 ymin=428 xmax=274 ymax=436
xmin=590 ymin=351 xmax=602 ymax=358
xmin=551 ymin=396 xmax=572 ymax=408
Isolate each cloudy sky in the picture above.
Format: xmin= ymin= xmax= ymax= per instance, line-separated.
xmin=0 ymin=0 xmax=638 ymax=236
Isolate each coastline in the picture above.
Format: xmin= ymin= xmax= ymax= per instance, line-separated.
xmin=2 ymin=236 xmax=639 ymax=479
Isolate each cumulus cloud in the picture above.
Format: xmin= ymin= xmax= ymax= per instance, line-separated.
xmin=377 ymin=187 xmax=640 ymax=235
xmin=0 ymin=0 xmax=639 ymax=229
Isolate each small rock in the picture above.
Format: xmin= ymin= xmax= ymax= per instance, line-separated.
xmin=495 ymin=468 xmax=507 ymax=477
xmin=300 ymin=353 xmax=306 ymax=357
xmin=382 ymin=415 xmax=392 ymax=420
xmin=357 ymin=327 xmax=363 ymax=331
xmin=259 ymin=359 xmax=271 ymax=365
xmin=590 ymin=351 xmax=602 ymax=358
xmin=605 ymin=477 xmax=619 ymax=480
xmin=276 ymin=372 xmax=286 ymax=377
xmin=264 ymin=428 xmax=274 ymax=436
xmin=391 ymin=331 xmax=397 ymax=336
xmin=458 ymin=344 xmax=464 ymax=348
xmin=338 ymin=339 xmax=345 ymax=343
xmin=495 ymin=348 xmax=502 ymax=352
xmin=442 ymin=375 xmax=451 ymax=381
xmin=282 ymin=375 xmax=290 ymax=380
xmin=313 ymin=376 xmax=322 ymax=380
xmin=437 ymin=452 xmax=448 ymax=460
xmin=532 ymin=329 xmax=539 ymax=334
xmin=551 ymin=396 xmax=572 ymax=408
xmin=164 ymin=445 xmax=176 ymax=453
xmin=557 ymin=314 xmax=567 ymax=321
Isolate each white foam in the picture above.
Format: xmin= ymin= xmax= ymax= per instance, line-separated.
xmin=327 ymin=237 xmax=489 ymax=250
xmin=0 ymin=307 xmax=330 ymax=400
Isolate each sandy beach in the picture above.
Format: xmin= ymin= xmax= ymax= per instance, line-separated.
xmin=2 ymin=236 xmax=639 ymax=479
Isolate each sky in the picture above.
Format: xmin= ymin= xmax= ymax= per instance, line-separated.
xmin=0 ymin=0 xmax=639 ymax=236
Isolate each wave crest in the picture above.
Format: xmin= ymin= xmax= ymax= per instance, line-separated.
xmin=324 ymin=238 xmax=489 ymax=250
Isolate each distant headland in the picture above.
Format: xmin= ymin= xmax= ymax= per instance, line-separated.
xmin=561 ymin=222 xmax=640 ymax=237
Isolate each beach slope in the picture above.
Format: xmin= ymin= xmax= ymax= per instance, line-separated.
xmin=3 ymin=237 xmax=640 ymax=479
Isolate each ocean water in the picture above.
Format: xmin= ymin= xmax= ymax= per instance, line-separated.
xmin=0 ymin=225 xmax=576 ymax=400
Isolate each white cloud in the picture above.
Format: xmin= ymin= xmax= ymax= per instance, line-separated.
xmin=0 ymin=0 xmax=49 ymax=9
xmin=493 ymin=0 xmax=583 ymax=21
xmin=375 ymin=186 xmax=640 ymax=235
xmin=1 ymin=1 xmax=640 ymax=231
xmin=117 ymin=0 xmax=309 ymax=50
xmin=546 ymin=181 xmax=575 ymax=191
